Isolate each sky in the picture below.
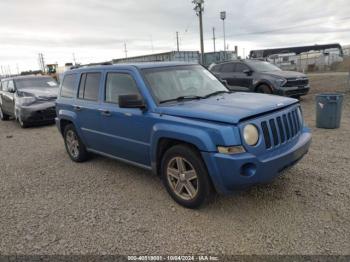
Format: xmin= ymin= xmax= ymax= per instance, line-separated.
xmin=0 ymin=0 xmax=350 ymax=73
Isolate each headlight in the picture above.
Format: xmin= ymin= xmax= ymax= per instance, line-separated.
xmin=243 ymin=124 xmax=259 ymax=146
xmin=17 ymin=96 xmax=37 ymax=106
xmin=275 ymin=78 xmax=287 ymax=87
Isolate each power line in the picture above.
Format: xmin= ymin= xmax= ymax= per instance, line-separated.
xmin=207 ymin=15 xmax=350 ymax=41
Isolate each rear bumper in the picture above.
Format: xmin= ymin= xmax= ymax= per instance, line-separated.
xmin=18 ymin=102 xmax=56 ymax=123
xmin=201 ymin=129 xmax=311 ymax=194
xmin=276 ymin=85 xmax=310 ymax=97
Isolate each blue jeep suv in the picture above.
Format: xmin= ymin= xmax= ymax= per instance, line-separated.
xmin=55 ymin=62 xmax=311 ymax=208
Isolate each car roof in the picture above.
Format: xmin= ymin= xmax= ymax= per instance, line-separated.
xmin=67 ymin=62 xmax=199 ymax=73
xmin=0 ymin=75 xmax=53 ymax=82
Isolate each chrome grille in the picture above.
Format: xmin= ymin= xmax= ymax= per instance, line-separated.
xmin=261 ymin=108 xmax=302 ymax=149
xmin=284 ymin=78 xmax=309 ymax=87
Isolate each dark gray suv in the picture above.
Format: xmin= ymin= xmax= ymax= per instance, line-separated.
xmin=210 ymin=60 xmax=310 ymax=98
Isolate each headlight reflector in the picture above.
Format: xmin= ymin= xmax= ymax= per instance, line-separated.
xmin=243 ymin=124 xmax=259 ymax=146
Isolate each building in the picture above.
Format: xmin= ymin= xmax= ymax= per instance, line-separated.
xmin=112 ymin=50 xmax=237 ymax=67
xmin=250 ymin=44 xmax=344 ymax=72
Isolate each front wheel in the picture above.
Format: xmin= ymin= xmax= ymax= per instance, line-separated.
xmin=64 ymin=124 xmax=89 ymax=162
xmin=0 ymin=106 xmax=9 ymax=121
xmin=257 ymin=84 xmax=272 ymax=94
xmin=161 ymin=145 xmax=213 ymax=209
xmin=18 ymin=115 xmax=29 ymax=128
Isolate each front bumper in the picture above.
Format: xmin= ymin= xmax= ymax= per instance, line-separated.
xmin=276 ymin=85 xmax=310 ymax=97
xmin=17 ymin=102 xmax=56 ymax=123
xmin=201 ymin=129 xmax=311 ymax=194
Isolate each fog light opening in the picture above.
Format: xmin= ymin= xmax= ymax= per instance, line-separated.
xmin=240 ymin=163 xmax=257 ymax=177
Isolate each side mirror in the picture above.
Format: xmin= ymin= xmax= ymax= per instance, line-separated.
xmin=243 ymin=69 xmax=253 ymax=76
xmin=119 ymin=94 xmax=146 ymax=109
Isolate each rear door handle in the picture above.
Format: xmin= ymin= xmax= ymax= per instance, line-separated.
xmin=99 ymin=109 xmax=112 ymax=116
xmin=73 ymin=105 xmax=81 ymax=111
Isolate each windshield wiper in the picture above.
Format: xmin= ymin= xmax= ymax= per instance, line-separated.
xmin=203 ymin=90 xmax=232 ymax=99
xmin=159 ymin=95 xmax=204 ymax=104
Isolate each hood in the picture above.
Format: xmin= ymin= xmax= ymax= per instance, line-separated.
xmin=262 ymin=70 xmax=307 ymax=79
xmin=156 ymin=92 xmax=298 ymax=124
xmin=17 ymin=87 xmax=59 ymax=99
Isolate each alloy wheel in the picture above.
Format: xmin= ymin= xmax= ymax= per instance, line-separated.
xmin=66 ymin=130 xmax=80 ymax=158
xmin=166 ymin=157 xmax=199 ymax=201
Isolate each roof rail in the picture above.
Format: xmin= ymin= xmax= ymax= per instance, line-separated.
xmin=70 ymin=61 xmax=113 ymax=70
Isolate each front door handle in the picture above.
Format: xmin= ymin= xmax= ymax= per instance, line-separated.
xmin=99 ymin=109 xmax=111 ymax=116
xmin=73 ymin=105 xmax=81 ymax=111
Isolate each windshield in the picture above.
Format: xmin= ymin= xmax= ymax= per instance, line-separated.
xmin=246 ymin=61 xmax=281 ymax=72
xmin=15 ymin=78 xmax=58 ymax=89
xmin=143 ymin=65 xmax=228 ymax=103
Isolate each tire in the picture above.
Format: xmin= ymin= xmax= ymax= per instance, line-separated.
xmin=63 ymin=124 xmax=89 ymax=162
xmin=18 ymin=115 xmax=29 ymax=128
xmin=161 ymin=144 xmax=213 ymax=209
xmin=0 ymin=106 xmax=10 ymax=121
xmin=257 ymin=84 xmax=272 ymax=94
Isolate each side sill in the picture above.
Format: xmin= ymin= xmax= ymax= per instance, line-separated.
xmin=87 ymin=148 xmax=152 ymax=171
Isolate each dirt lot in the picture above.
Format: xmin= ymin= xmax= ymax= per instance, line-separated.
xmin=0 ymin=74 xmax=349 ymax=255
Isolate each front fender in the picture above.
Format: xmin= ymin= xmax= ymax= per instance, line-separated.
xmin=151 ymin=121 xmax=242 ymax=165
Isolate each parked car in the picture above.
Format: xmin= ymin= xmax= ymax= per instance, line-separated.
xmin=210 ymin=60 xmax=310 ymax=98
xmin=0 ymin=75 xmax=58 ymax=127
xmin=55 ymin=63 xmax=311 ymax=208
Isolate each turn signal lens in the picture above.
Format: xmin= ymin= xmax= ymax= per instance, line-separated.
xmin=217 ymin=146 xmax=246 ymax=154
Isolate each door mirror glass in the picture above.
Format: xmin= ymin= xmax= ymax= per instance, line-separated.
xmin=119 ymin=94 xmax=146 ymax=109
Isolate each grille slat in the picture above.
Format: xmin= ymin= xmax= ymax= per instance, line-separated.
xmin=283 ymin=114 xmax=291 ymax=140
xmin=261 ymin=121 xmax=272 ymax=149
xmin=258 ymin=107 xmax=302 ymax=150
xmin=276 ymin=117 xmax=285 ymax=143
xmin=288 ymin=113 xmax=295 ymax=137
xmin=269 ymin=119 xmax=279 ymax=146
xmin=292 ymin=110 xmax=299 ymax=133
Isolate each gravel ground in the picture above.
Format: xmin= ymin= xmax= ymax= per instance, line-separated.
xmin=0 ymin=74 xmax=349 ymax=255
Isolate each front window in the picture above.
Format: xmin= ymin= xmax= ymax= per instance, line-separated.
xmin=143 ymin=65 xmax=228 ymax=103
xmin=246 ymin=61 xmax=281 ymax=72
xmin=15 ymin=77 xmax=58 ymax=89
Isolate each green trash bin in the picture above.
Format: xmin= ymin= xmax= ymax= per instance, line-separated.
xmin=316 ymin=93 xmax=344 ymax=129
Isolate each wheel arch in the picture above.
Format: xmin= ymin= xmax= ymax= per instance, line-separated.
xmin=254 ymin=80 xmax=274 ymax=93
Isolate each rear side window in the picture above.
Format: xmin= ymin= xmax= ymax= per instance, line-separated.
xmin=220 ymin=63 xmax=235 ymax=72
xmin=2 ymin=81 xmax=8 ymax=91
xmin=8 ymin=80 xmax=14 ymax=90
xmin=61 ymin=74 xmax=77 ymax=98
xmin=235 ymin=63 xmax=249 ymax=72
xmin=78 ymin=73 xmax=101 ymax=101
xmin=105 ymin=73 xmax=139 ymax=104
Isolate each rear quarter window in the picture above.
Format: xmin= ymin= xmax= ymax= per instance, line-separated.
xmin=78 ymin=72 xmax=101 ymax=101
xmin=60 ymin=74 xmax=77 ymax=98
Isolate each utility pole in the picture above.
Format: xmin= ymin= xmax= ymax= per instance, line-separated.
xmin=212 ymin=27 xmax=216 ymax=52
xmin=72 ymin=53 xmax=77 ymax=65
xmin=16 ymin=64 xmax=19 ymax=75
xmin=38 ymin=53 xmax=45 ymax=72
xmin=220 ymin=11 xmax=227 ymax=60
xmin=124 ymin=42 xmax=128 ymax=58
xmin=193 ymin=0 xmax=205 ymax=64
xmin=176 ymin=31 xmax=180 ymax=52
